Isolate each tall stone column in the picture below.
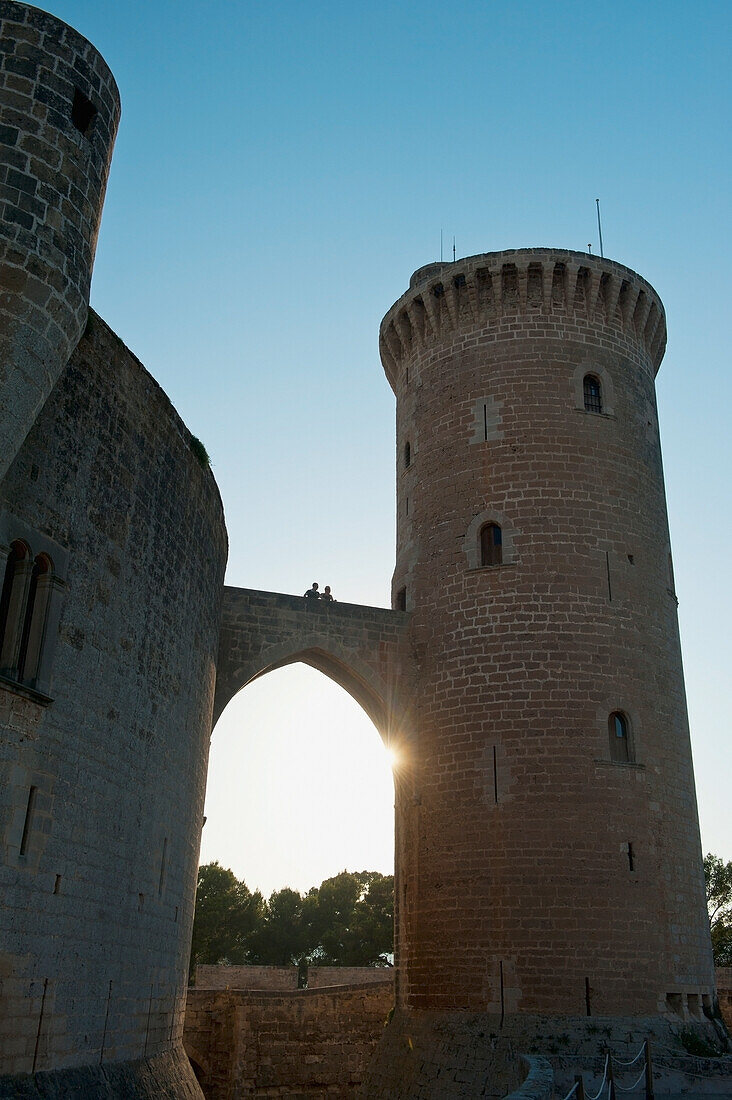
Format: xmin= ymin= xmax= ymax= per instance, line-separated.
xmin=366 ymin=248 xmax=716 ymax=1095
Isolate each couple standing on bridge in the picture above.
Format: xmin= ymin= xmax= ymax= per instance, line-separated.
xmin=304 ymin=582 xmax=335 ymax=602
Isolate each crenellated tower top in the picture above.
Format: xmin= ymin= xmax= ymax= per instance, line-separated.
xmin=379 ymin=248 xmax=666 ymax=388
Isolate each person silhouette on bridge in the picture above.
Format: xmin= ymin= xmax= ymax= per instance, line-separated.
xmin=321 ymin=585 xmax=335 ymax=602
xmin=304 ymin=582 xmax=320 ymax=599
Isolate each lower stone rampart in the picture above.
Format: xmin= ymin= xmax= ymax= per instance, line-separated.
xmin=0 ymin=1046 xmax=203 ymax=1099
xmin=193 ymin=965 xmax=298 ymax=991
xmin=359 ymin=1010 xmax=525 ymax=1099
xmin=184 ymin=982 xmax=393 ymax=1099
xmin=308 ymin=966 xmax=394 ymax=989
xmin=193 ymin=963 xmax=393 ymax=992
xmin=361 ymin=1009 xmax=732 ymax=1099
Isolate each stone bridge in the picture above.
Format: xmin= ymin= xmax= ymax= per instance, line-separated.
xmin=213 ymin=588 xmax=409 ymax=735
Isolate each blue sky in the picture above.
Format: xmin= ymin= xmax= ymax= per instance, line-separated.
xmin=40 ymin=0 xmax=730 ymax=894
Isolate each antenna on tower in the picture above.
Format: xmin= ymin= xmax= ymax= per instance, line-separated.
xmin=596 ymin=198 xmax=604 ymax=258
xmin=440 ymin=228 xmax=443 ymax=263
xmin=453 ymin=236 xmax=456 ymax=263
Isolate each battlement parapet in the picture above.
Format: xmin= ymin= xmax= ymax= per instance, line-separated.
xmin=380 ymin=248 xmax=666 ymax=387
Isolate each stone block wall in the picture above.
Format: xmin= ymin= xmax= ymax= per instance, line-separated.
xmin=381 ymin=248 xmax=713 ymax=1023
xmin=194 ymin=966 xmax=298 ymax=991
xmin=193 ymin=964 xmax=393 ymax=992
xmin=184 ymin=982 xmax=393 ymax=1099
xmin=0 ymin=1 xmax=120 ymax=480
xmin=0 ymin=311 xmax=226 ymax=1089
xmin=215 ymin=587 xmax=408 ymax=732
xmin=307 ymin=966 xmax=394 ymax=989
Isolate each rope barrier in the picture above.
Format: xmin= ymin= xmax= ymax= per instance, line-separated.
xmin=570 ymin=1040 xmax=653 ymax=1100
xmin=566 ymin=1033 xmax=728 ymax=1097
xmin=653 ymin=1059 xmax=730 ymax=1080
xmin=612 ymin=1042 xmax=646 ymax=1068
xmin=585 ymin=1055 xmax=609 ymax=1100
xmin=614 ymin=1067 xmax=648 ymax=1093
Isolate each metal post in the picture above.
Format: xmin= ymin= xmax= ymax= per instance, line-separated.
xmin=596 ymin=198 xmax=604 ymax=258
xmin=607 ymin=1054 xmax=616 ymax=1100
xmin=575 ymin=1074 xmax=586 ymax=1100
xmin=644 ymin=1039 xmax=655 ymax=1100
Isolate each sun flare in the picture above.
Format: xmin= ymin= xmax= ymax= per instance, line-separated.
xmin=384 ymin=745 xmax=400 ymax=770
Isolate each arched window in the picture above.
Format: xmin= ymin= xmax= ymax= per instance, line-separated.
xmin=480 ymin=523 xmax=503 ymax=567
xmin=18 ymin=554 xmax=53 ymax=684
xmin=404 ymin=441 xmax=411 ymax=468
xmin=609 ymin=711 xmax=631 ymax=763
xmin=0 ymin=545 xmax=58 ymax=690
xmin=0 ymin=542 xmax=25 ymax=648
xmin=583 ymin=374 xmax=602 ymax=414
xmin=0 ymin=541 xmax=31 ymax=677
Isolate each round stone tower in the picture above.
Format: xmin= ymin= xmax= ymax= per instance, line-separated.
xmin=378 ymin=249 xmax=715 ymax=1062
xmin=0 ymin=1 xmax=120 ymax=481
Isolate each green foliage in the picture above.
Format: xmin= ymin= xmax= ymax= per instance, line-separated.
xmin=704 ymin=853 xmax=732 ymax=966
xmin=248 ymin=887 xmax=311 ymax=965
xmin=189 ymin=864 xmax=394 ymax=976
xmin=677 ymin=1026 xmax=722 ymax=1057
xmin=190 ymin=435 xmax=210 ymax=468
xmin=348 ymin=871 xmax=395 ymax=966
xmin=189 ymin=862 xmax=263 ymax=975
xmin=304 ymin=870 xmax=394 ymax=967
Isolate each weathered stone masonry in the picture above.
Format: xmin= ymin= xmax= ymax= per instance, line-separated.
xmin=184 ymin=981 xmax=394 ymax=1100
xmin=0 ymin=1 xmax=119 ymax=483
xmin=363 ymin=248 xmax=720 ymax=1096
xmin=215 ymin=587 xmax=408 ymax=731
xmin=0 ymin=312 xmax=226 ymax=1095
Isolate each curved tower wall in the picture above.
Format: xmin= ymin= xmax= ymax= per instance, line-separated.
xmin=0 ymin=315 xmax=227 ymax=1090
xmin=0 ymin=1 xmax=119 ymax=481
xmin=381 ymin=249 xmax=713 ymax=1022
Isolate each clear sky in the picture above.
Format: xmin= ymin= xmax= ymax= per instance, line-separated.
xmin=40 ymin=0 xmax=730 ymax=897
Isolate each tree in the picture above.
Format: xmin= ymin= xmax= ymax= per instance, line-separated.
xmin=189 ymin=863 xmax=394 ymax=975
xmin=248 ymin=887 xmax=311 ymax=965
xmin=349 ymin=871 xmax=394 ymax=966
xmin=305 ymin=870 xmax=393 ymax=966
xmin=189 ymin=862 xmax=263 ymax=974
xmin=704 ymin=853 xmax=732 ymax=966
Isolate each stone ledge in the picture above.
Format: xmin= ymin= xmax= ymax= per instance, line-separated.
xmin=0 ymin=674 xmax=52 ymax=706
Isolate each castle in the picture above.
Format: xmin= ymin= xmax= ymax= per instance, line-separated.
xmin=0 ymin=3 xmax=724 ymax=1098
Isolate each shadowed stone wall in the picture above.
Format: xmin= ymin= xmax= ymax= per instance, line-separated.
xmin=0 ymin=312 xmax=226 ymax=1095
xmin=183 ymin=982 xmax=394 ymax=1100
xmin=0 ymin=1 xmax=119 ymax=482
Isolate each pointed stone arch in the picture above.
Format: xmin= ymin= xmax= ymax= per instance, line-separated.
xmin=213 ymin=588 xmax=408 ymax=736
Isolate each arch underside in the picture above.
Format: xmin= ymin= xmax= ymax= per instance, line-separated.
xmin=245 ymin=645 xmax=388 ymax=733
xmin=213 ymin=588 xmax=409 ymax=736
